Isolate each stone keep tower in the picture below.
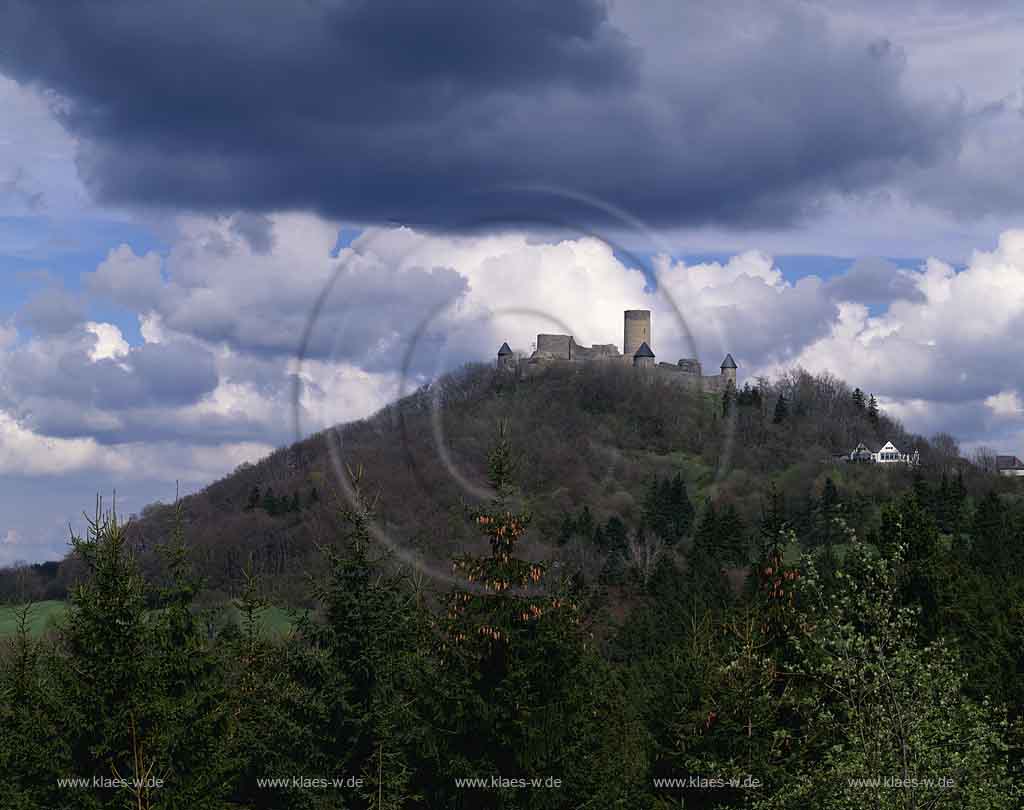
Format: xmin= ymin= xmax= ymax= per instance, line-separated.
xmin=623 ymin=310 xmax=651 ymax=358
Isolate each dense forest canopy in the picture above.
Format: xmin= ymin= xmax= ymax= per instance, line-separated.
xmin=2 ymin=362 xmax=1023 ymax=808
xmin=0 ymin=362 xmax=997 ymax=606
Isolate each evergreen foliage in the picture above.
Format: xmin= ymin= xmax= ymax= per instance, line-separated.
xmin=3 ymin=368 xmax=1023 ymax=808
xmin=642 ymin=472 xmax=695 ymax=546
xmin=772 ymin=394 xmax=789 ymax=424
xmin=867 ymin=393 xmax=880 ymax=427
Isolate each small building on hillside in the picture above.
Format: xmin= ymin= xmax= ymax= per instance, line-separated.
xmin=846 ymin=440 xmax=919 ymax=466
xmin=997 ymin=455 xmax=1024 ymax=476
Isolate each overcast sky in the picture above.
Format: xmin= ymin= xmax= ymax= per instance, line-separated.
xmin=2 ymin=0 xmax=1024 ymax=563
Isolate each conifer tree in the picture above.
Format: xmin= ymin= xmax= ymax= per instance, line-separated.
xmin=970 ymin=491 xmax=1014 ymax=573
xmin=0 ymin=599 xmax=67 ymax=809
xmin=221 ymin=564 xmax=325 ymax=809
xmin=439 ymin=420 xmax=619 ymax=806
xmin=54 ymin=499 xmax=164 ymax=808
xmin=643 ymin=472 xmax=695 ymax=546
xmin=599 ymin=516 xmax=629 ymax=585
xmin=297 ymin=465 xmax=429 ymax=810
xmin=867 ymin=393 xmax=880 ymax=427
xmin=949 ymin=469 xmax=968 ymax=545
xmin=772 ymin=393 xmax=789 ymax=424
xmin=821 ymin=477 xmax=840 ymax=514
xmin=136 ymin=500 xmax=231 ymax=806
xmin=687 ymin=502 xmax=737 ymax=612
xmin=852 ymin=387 xmax=865 ymax=410
xmin=937 ymin=471 xmax=951 ymax=531
xmin=747 ymin=483 xmax=788 ymax=597
xmin=261 ymin=486 xmax=279 ymax=516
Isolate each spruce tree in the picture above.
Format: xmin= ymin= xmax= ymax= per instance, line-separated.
xmin=747 ymin=483 xmax=788 ymax=598
xmin=53 ymin=499 xmax=161 ymax=808
xmin=687 ymin=503 xmax=735 ymax=612
xmin=970 ymin=491 xmax=1012 ymax=573
xmin=0 ymin=600 xmax=67 ymax=809
xmin=772 ymin=393 xmax=789 ymax=424
xmin=599 ymin=516 xmax=629 ymax=586
xmin=221 ymin=564 xmax=325 ymax=809
xmin=439 ymin=420 xmax=611 ymax=807
xmin=937 ymin=472 xmax=951 ymax=532
xmin=867 ymin=393 xmax=880 ymax=427
xmin=262 ymin=485 xmax=280 ymax=516
xmin=297 ymin=465 xmax=430 ymax=809
xmin=643 ymin=473 xmax=694 ymax=546
xmin=821 ymin=477 xmax=840 ymax=514
xmin=148 ymin=498 xmax=234 ymax=807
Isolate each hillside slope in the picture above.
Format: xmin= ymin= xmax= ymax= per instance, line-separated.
xmin=108 ymin=361 xmax=973 ymax=600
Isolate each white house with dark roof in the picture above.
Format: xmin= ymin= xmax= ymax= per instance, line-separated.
xmin=997 ymin=455 xmax=1024 ymax=476
xmin=847 ymin=440 xmax=919 ymax=466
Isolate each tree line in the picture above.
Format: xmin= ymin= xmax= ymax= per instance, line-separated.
xmin=3 ymin=422 xmax=1023 ymax=808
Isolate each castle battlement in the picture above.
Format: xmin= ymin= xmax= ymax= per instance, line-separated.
xmin=497 ymin=310 xmax=737 ymax=393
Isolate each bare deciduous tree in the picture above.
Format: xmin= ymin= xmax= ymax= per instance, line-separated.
xmin=626 ymin=528 xmax=664 ymax=587
xmin=971 ymin=445 xmax=997 ymax=473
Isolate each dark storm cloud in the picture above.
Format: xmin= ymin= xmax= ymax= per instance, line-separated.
xmin=2 ymin=332 xmax=219 ymax=412
xmin=229 ymin=213 xmax=276 ymax=256
xmin=14 ymin=285 xmax=85 ymax=334
xmin=0 ymin=0 xmax=963 ymax=229
xmin=825 ymin=257 xmax=926 ymax=306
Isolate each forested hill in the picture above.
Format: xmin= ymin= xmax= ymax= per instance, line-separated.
xmin=6 ymin=361 xmax=1024 ymax=809
xmin=23 ymin=359 xmax=999 ymax=607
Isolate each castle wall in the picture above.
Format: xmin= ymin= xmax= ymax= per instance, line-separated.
xmin=511 ymin=310 xmax=737 ymax=393
xmin=536 ymin=333 xmax=573 ymax=359
xmin=573 ymin=343 xmax=620 ymax=361
xmin=649 ymin=364 xmax=733 ymax=393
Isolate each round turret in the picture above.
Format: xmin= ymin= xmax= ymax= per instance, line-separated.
xmin=720 ymin=353 xmax=737 ymax=387
xmin=633 ymin=341 xmax=655 ymax=368
xmin=497 ymin=342 xmax=516 ymax=372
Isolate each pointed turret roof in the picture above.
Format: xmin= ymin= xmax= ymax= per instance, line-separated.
xmin=497 ymin=342 xmax=513 ymax=356
xmin=721 ymin=353 xmax=737 ymax=369
xmin=634 ymin=341 xmax=655 ymax=358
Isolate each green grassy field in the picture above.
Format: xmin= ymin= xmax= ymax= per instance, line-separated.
xmin=0 ymin=600 xmax=302 ymax=640
xmin=0 ymin=600 xmax=68 ymax=638
xmin=215 ymin=604 xmax=304 ymax=638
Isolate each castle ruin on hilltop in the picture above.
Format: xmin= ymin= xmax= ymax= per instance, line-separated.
xmin=496 ymin=309 xmax=737 ymax=393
